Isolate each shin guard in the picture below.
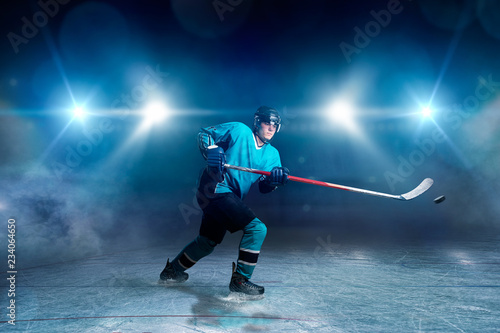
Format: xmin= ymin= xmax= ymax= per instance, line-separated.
xmin=236 ymin=218 xmax=267 ymax=279
xmin=172 ymin=235 xmax=217 ymax=271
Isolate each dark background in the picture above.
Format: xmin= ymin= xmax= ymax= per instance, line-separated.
xmin=1 ymin=0 xmax=499 ymax=265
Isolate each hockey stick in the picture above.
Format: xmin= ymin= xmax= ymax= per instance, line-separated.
xmin=224 ymin=164 xmax=433 ymax=201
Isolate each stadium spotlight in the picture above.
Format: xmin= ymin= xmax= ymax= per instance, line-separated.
xmin=141 ymin=100 xmax=169 ymax=127
xmin=327 ymin=98 xmax=358 ymax=134
xmin=422 ymin=106 xmax=432 ymax=118
xmin=73 ymin=106 xmax=85 ymax=118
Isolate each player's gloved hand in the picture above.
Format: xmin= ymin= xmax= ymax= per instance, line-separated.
xmin=206 ymin=145 xmax=226 ymax=182
xmin=268 ymin=166 xmax=289 ymax=186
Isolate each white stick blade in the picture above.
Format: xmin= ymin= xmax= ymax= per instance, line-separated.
xmin=400 ymin=178 xmax=434 ymax=200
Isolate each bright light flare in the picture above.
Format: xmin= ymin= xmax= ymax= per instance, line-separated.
xmin=142 ymin=101 xmax=169 ymax=125
xmin=73 ymin=106 xmax=85 ymax=118
xmin=422 ymin=106 xmax=432 ymax=118
xmin=327 ymin=98 xmax=358 ymax=134
xmin=106 ymin=100 xmax=172 ymax=165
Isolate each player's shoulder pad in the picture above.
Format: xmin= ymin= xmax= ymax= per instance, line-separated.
xmin=225 ymin=122 xmax=252 ymax=134
xmin=229 ymin=121 xmax=249 ymax=129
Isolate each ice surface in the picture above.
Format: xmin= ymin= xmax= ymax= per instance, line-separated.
xmin=1 ymin=233 xmax=500 ymax=332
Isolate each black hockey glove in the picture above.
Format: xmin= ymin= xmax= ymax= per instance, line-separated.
xmin=268 ymin=166 xmax=289 ymax=186
xmin=206 ymin=145 xmax=226 ymax=182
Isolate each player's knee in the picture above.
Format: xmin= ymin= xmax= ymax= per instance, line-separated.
xmin=257 ymin=221 xmax=267 ymax=237
xmin=196 ymin=235 xmax=217 ymax=254
xmin=248 ymin=218 xmax=267 ymax=238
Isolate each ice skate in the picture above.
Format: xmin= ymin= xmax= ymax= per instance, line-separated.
xmin=159 ymin=259 xmax=188 ymax=283
xmin=229 ymin=262 xmax=264 ymax=296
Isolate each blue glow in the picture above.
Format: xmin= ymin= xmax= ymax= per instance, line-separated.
xmin=38 ymin=117 xmax=75 ymax=163
xmin=428 ymin=28 xmax=464 ymax=107
xmin=429 ymin=117 xmax=472 ymax=169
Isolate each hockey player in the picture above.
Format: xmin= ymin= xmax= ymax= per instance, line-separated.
xmin=160 ymin=106 xmax=289 ymax=295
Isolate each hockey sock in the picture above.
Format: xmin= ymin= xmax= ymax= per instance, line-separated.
xmin=172 ymin=235 xmax=217 ymax=271
xmin=236 ymin=218 xmax=267 ymax=279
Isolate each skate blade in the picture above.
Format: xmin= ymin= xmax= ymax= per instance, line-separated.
xmin=223 ymin=292 xmax=265 ymax=302
xmin=157 ymin=279 xmax=186 ymax=285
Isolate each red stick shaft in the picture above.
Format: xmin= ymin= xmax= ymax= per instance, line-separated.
xmin=224 ymin=164 xmax=354 ymax=192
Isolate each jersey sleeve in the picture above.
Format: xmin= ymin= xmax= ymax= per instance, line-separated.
xmin=270 ymin=149 xmax=282 ymax=169
xmin=258 ymin=147 xmax=283 ymax=193
xmin=197 ymin=122 xmax=237 ymax=159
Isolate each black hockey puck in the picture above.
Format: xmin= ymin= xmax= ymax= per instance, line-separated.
xmin=433 ymin=195 xmax=446 ymax=204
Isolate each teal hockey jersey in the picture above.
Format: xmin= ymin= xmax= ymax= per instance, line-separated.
xmin=198 ymin=122 xmax=282 ymax=199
